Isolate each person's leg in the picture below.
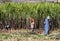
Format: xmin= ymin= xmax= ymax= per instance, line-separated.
xmin=45 ymin=26 xmax=49 ymax=35
xmin=32 ymin=28 xmax=34 ymax=33
xmin=31 ymin=24 xmax=34 ymax=33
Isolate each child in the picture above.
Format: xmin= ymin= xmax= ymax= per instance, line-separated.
xmin=30 ymin=18 xmax=34 ymax=33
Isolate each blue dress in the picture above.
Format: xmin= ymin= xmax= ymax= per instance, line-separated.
xmin=44 ymin=18 xmax=49 ymax=35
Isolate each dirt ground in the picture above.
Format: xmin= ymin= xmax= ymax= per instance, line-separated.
xmin=0 ymin=29 xmax=60 ymax=41
xmin=1 ymin=38 xmax=60 ymax=41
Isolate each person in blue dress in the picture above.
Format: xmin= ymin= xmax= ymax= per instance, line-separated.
xmin=44 ymin=16 xmax=50 ymax=35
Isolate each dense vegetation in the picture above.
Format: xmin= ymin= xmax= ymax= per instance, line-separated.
xmin=0 ymin=3 xmax=60 ymax=30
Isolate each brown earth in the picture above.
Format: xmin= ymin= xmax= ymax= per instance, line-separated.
xmin=0 ymin=29 xmax=60 ymax=41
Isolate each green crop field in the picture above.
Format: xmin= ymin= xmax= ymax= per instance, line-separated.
xmin=0 ymin=2 xmax=60 ymax=41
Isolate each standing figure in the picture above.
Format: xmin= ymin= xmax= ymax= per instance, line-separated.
xmin=30 ymin=18 xmax=34 ymax=33
xmin=44 ymin=16 xmax=50 ymax=35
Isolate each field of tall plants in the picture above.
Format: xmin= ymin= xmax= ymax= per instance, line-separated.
xmin=0 ymin=3 xmax=60 ymax=30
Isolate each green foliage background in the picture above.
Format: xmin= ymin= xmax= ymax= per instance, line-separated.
xmin=0 ymin=3 xmax=60 ymax=29
xmin=0 ymin=3 xmax=60 ymax=21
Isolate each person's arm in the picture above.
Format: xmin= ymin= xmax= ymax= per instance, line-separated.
xmin=44 ymin=21 xmax=45 ymax=25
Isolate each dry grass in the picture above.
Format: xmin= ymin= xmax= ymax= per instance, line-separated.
xmin=0 ymin=29 xmax=60 ymax=41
